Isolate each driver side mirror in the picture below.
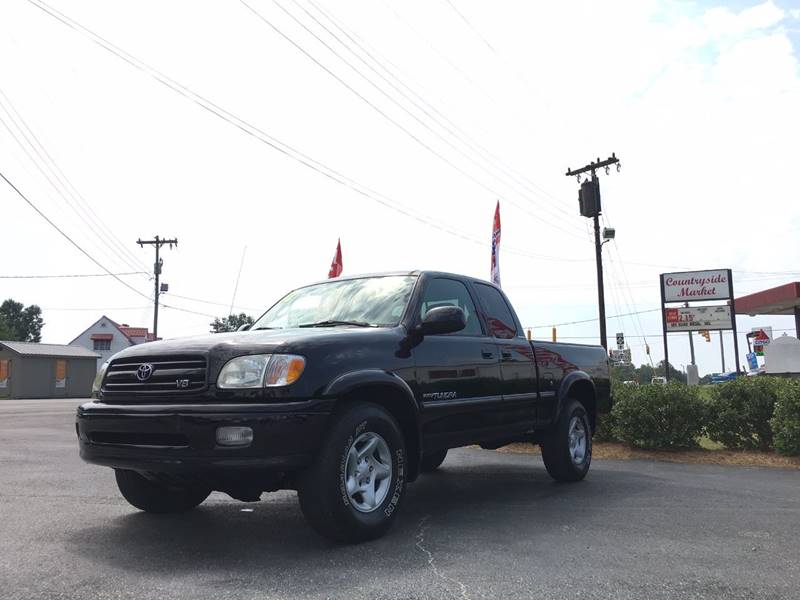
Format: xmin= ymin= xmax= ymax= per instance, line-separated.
xmin=236 ymin=323 xmax=251 ymax=332
xmin=419 ymin=306 xmax=466 ymax=336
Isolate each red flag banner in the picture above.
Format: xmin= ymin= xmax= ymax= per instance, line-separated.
xmin=491 ymin=201 xmax=501 ymax=286
xmin=328 ymin=239 xmax=343 ymax=278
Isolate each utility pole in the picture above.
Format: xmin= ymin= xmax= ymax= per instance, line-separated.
xmin=685 ymin=302 xmax=696 ymax=366
xmin=137 ymin=236 xmax=178 ymax=339
xmin=719 ymin=330 xmax=726 ymax=372
xmin=565 ymin=153 xmax=621 ymax=350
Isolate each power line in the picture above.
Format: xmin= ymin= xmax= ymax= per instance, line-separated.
xmin=25 ymin=0 xmax=591 ymax=265
xmin=242 ymin=0 xmax=588 ymax=242
xmin=0 ymin=169 xmax=155 ymax=301
xmin=1 ymin=168 xmax=223 ymax=322
xmin=0 ymin=271 xmax=147 ymax=279
xmin=549 ymin=328 xmax=799 ymax=340
xmin=379 ymin=0 xmax=540 ymax=140
xmin=276 ymin=0 xmax=587 ymax=238
xmin=165 ymin=292 xmax=260 ymax=313
xmin=42 ymin=306 xmax=151 ymax=311
xmin=526 ymin=307 xmax=661 ymax=329
xmin=159 ymin=303 xmax=217 ymax=319
xmin=0 ymin=86 xmax=151 ymax=275
xmin=441 ymin=0 xmax=496 ymax=52
xmin=304 ymin=0 xmax=585 ymax=225
xmin=24 ymin=0 xmax=799 ymax=285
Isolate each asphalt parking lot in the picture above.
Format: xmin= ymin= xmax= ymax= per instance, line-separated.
xmin=1 ymin=399 xmax=798 ymax=600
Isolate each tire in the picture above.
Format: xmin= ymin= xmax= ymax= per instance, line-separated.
xmin=540 ymin=399 xmax=592 ymax=482
xmin=420 ymin=449 xmax=448 ymax=473
xmin=114 ymin=469 xmax=211 ymax=514
xmin=297 ymin=403 xmax=407 ymax=543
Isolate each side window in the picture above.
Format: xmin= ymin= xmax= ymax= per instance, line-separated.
xmin=474 ymin=284 xmax=519 ymax=339
xmin=419 ymin=278 xmax=482 ymax=336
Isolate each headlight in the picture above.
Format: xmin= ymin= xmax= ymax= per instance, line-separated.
xmin=217 ymin=355 xmax=271 ymax=389
xmin=92 ymin=361 xmax=109 ymax=397
xmin=217 ymin=354 xmax=306 ymax=389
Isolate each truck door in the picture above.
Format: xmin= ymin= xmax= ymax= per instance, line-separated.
xmin=472 ymin=282 xmax=538 ymax=431
xmin=412 ymin=277 xmax=503 ymax=448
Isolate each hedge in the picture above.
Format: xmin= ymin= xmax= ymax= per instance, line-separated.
xmin=591 ymin=377 xmax=800 ymax=455
xmin=771 ymin=378 xmax=800 ymax=456
xmin=611 ymin=382 xmax=705 ymax=449
xmin=704 ymin=377 xmax=783 ymax=451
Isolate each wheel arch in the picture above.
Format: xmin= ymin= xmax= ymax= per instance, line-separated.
xmin=324 ymin=370 xmax=422 ymax=482
xmin=557 ymin=372 xmax=597 ymax=433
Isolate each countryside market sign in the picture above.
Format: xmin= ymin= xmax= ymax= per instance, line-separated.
xmin=659 ymin=267 xmax=740 ymax=379
xmin=661 ymin=269 xmax=731 ymax=302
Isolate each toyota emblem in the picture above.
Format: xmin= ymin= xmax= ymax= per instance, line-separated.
xmin=136 ymin=363 xmax=154 ymax=381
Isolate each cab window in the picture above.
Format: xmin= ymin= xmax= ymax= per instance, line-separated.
xmin=419 ymin=278 xmax=482 ymax=336
xmin=473 ymin=283 xmax=519 ymax=339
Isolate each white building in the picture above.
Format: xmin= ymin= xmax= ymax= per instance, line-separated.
xmin=69 ymin=316 xmax=155 ymax=365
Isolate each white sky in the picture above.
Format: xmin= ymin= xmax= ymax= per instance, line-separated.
xmin=1 ymin=0 xmax=799 ymax=375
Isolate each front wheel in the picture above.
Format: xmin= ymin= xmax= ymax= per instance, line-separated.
xmin=540 ymin=399 xmax=592 ymax=482
xmin=297 ymin=402 xmax=407 ymax=543
xmin=114 ymin=469 xmax=211 ymax=513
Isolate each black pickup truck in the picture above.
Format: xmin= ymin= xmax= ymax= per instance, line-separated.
xmin=77 ymin=271 xmax=610 ymax=542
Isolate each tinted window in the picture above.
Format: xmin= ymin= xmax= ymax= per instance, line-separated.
xmin=474 ymin=284 xmax=518 ymax=339
xmin=420 ymin=278 xmax=482 ymax=336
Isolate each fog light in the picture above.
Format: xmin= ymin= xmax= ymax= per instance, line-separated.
xmin=216 ymin=426 xmax=253 ymax=447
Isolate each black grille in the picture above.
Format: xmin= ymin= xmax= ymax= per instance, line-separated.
xmin=103 ymin=355 xmax=207 ymax=395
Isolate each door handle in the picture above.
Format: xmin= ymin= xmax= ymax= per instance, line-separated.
xmin=481 ymin=350 xmax=494 ymax=359
xmin=501 ymin=351 xmax=513 ymax=361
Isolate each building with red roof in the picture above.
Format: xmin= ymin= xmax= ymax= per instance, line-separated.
xmin=68 ymin=316 xmax=157 ymax=365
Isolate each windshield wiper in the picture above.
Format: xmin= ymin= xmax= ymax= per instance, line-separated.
xmin=297 ymin=320 xmax=376 ymax=328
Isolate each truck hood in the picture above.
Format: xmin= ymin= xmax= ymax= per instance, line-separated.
xmin=110 ymin=327 xmax=396 ymax=360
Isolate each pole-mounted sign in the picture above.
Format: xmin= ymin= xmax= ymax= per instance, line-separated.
xmin=659 ymin=268 xmax=740 ymax=380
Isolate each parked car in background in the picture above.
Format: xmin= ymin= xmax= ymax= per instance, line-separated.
xmin=651 ymin=376 xmax=667 ymax=385
xmin=710 ymin=371 xmax=741 ymax=384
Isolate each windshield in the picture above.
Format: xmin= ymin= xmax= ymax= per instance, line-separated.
xmin=252 ymin=275 xmax=418 ymax=329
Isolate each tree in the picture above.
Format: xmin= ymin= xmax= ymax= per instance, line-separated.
xmin=210 ymin=313 xmax=255 ymax=333
xmin=0 ymin=318 xmax=11 ymax=340
xmin=610 ymin=362 xmax=636 ymax=383
xmin=0 ymin=299 xmax=44 ymax=342
xmin=657 ymin=359 xmax=687 ymax=384
xmin=636 ymin=364 xmax=655 ymax=384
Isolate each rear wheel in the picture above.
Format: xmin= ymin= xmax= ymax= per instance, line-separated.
xmin=420 ymin=449 xmax=448 ymax=473
xmin=540 ymin=399 xmax=592 ymax=482
xmin=297 ymin=402 xmax=407 ymax=543
xmin=114 ymin=469 xmax=210 ymax=513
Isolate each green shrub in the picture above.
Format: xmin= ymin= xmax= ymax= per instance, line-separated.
xmin=771 ymin=378 xmax=800 ymax=456
xmin=593 ymin=380 xmax=630 ymax=442
xmin=593 ymin=412 xmax=617 ymax=442
xmin=705 ymin=377 xmax=784 ymax=451
xmin=612 ymin=382 xmax=705 ymax=449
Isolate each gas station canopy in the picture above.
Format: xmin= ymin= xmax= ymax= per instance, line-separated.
xmin=734 ymin=282 xmax=800 ymax=337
